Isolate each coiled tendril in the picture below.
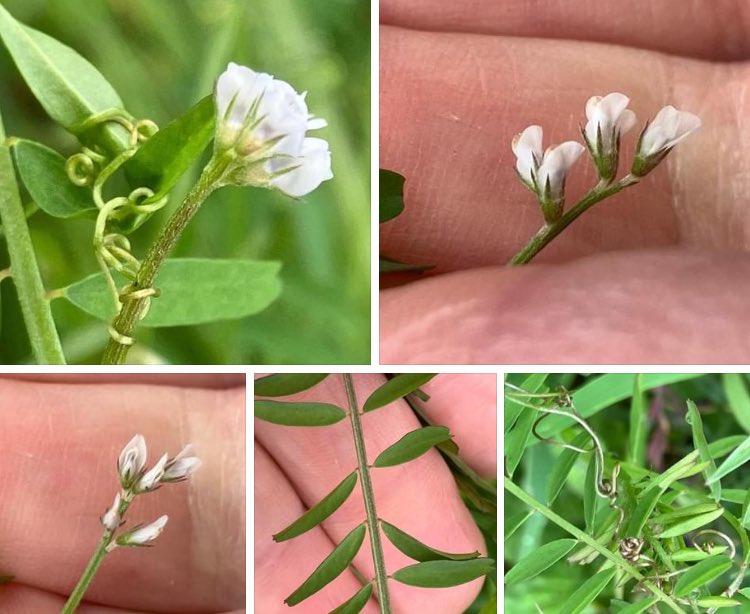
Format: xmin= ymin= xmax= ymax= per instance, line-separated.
xmin=64 ymin=109 xmax=167 ymax=344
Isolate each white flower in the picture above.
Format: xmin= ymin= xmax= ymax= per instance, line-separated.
xmin=117 ymin=515 xmax=169 ymax=547
xmin=135 ymin=453 xmax=168 ymax=493
xmin=584 ymin=92 xmax=637 ymax=156
xmin=162 ymin=444 xmax=202 ymax=482
xmin=101 ymin=493 xmax=121 ymax=532
xmin=632 ymin=105 xmax=701 ymax=176
xmin=118 ymin=434 xmax=147 ymax=488
xmin=511 ymin=125 xmax=543 ymax=188
xmin=536 ymin=142 xmax=586 ymax=203
xmin=214 ymin=62 xmax=333 ymax=197
xmin=638 ymin=105 xmax=701 ymax=157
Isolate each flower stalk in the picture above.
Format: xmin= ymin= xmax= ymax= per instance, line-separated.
xmin=342 ymin=374 xmax=391 ymax=614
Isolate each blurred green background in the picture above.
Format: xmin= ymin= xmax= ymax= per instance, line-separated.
xmin=0 ymin=0 xmax=370 ymax=364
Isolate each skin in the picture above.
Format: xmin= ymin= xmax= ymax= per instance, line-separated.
xmin=254 ymin=374 xmax=496 ymax=614
xmin=379 ymin=0 xmax=750 ymax=363
xmin=0 ymin=376 xmax=245 ymax=614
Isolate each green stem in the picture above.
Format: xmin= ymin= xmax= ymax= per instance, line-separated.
xmin=504 ymin=477 xmax=685 ymax=613
xmin=508 ymin=175 xmax=639 ymax=266
xmin=0 ymin=109 xmax=65 ymax=364
xmin=61 ymin=494 xmax=132 ymax=613
xmin=100 ymin=153 xmax=231 ymax=364
xmin=342 ymin=374 xmax=390 ymax=614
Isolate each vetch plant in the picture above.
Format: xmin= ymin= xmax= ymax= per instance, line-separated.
xmin=504 ymin=374 xmax=750 ymax=613
xmin=62 ymin=434 xmax=200 ymax=614
xmin=509 ymin=92 xmax=700 ymax=265
xmin=254 ymin=373 xmax=495 ymax=613
xmin=0 ymin=5 xmax=333 ymax=365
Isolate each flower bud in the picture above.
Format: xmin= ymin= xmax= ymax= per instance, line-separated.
xmin=101 ymin=493 xmax=122 ymax=532
xmin=632 ymin=105 xmax=701 ymax=176
xmin=116 ymin=515 xmax=169 ymax=547
xmin=118 ymin=434 xmax=147 ymax=489
xmin=214 ymin=62 xmax=333 ymax=197
xmin=162 ymin=444 xmax=202 ymax=483
xmin=134 ymin=453 xmax=168 ymax=493
xmin=582 ymin=92 xmax=636 ymax=181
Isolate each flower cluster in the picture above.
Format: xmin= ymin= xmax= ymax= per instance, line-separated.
xmin=214 ymin=62 xmax=333 ymax=198
xmin=511 ymin=92 xmax=701 ymax=223
xmin=103 ymin=434 xmax=201 ymax=548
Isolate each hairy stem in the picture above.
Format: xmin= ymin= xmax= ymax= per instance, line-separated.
xmin=0 ymin=109 xmax=65 ymax=364
xmin=61 ymin=494 xmax=132 ymax=613
xmin=508 ymin=175 xmax=639 ymax=266
xmin=101 ymin=153 xmax=230 ymax=364
xmin=343 ymin=374 xmax=391 ymax=614
xmin=504 ymin=477 xmax=685 ymax=613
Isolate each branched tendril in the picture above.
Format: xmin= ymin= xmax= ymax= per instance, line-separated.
xmin=65 ymin=109 xmax=167 ymax=343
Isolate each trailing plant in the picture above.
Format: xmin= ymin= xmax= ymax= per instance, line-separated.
xmin=504 ymin=373 xmax=750 ymax=613
xmin=254 ymin=373 xmax=496 ymax=613
xmin=0 ymin=4 xmax=344 ymax=365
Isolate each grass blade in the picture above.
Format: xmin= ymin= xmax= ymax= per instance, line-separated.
xmin=686 ymin=400 xmax=721 ymax=502
xmin=722 ymin=374 xmax=750 ymax=433
xmin=707 ymin=436 xmax=750 ymax=483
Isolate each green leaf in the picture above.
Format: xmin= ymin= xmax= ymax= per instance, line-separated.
xmin=380 ymin=520 xmax=480 ymax=562
xmin=615 ymin=596 xmax=659 ymax=614
xmin=504 ymin=510 xmax=533 ymax=542
xmin=656 ymin=507 xmax=725 ymax=539
xmin=379 ymin=169 xmax=404 ymax=223
xmin=583 ymin=454 xmax=598 ymax=533
xmin=673 ymin=555 xmax=733 ymax=597
xmin=121 ymin=96 xmax=215 ymax=204
xmin=255 ymin=373 xmax=329 ymax=397
xmin=708 ymin=436 xmax=750 ymax=484
xmin=11 ymin=140 xmax=95 ymax=218
xmin=379 ymin=256 xmax=433 ymax=273
xmin=534 ymin=374 xmax=703 ymax=439
xmin=695 ymin=596 xmax=741 ymax=608
xmin=557 ymin=567 xmax=616 ymax=614
xmin=285 ymin=524 xmax=366 ymax=606
xmin=651 ymin=503 xmax=722 ymax=525
xmin=624 ymin=486 xmax=666 ymax=538
xmin=740 ymin=587 xmax=750 ymax=599
xmin=686 ymin=400 xmax=721 ymax=503
xmin=504 ymin=374 xmax=548 ymax=432
xmin=628 ymin=374 xmax=647 ymax=466
xmin=742 ymin=489 xmax=750 ymax=530
xmin=273 ymin=472 xmax=357 ymax=542
xmin=363 ymin=374 xmax=436 ymax=412
xmin=373 ymin=426 xmax=451 ymax=468
xmin=671 ymin=546 xmax=728 ymax=562
xmin=254 ymin=400 xmax=346 ymax=427
xmin=504 ymin=538 xmax=577 ymax=584
xmin=505 ymin=407 xmax=536 ymax=478
xmin=329 ymin=584 xmax=373 ymax=614
xmin=546 ymin=431 xmax=591 ymax=505
xmin=62 ymin=258 xmax=282 ymax=327
xmin=0 ymin=4 xmax=123 ymax=131
xmin=392 ymin=558 xmax=495 ymax=588
xmin=722 ymin=374 xmax=750 ymax=433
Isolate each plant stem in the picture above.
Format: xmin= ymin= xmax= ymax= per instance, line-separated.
xmin=61 ymin=494 xmax=132 ymax=613
xmin=100 ymin=153 xmax=230 ymax=364
xmin=504 ymin=478 xmax=686 ymax=613
xmin=0 ymin=108 xmax=66 ymax=364
xmin=508 ymin=176 xmax=639 ymax=266
xmin=342 ymin=374 xmax=391 ymax=614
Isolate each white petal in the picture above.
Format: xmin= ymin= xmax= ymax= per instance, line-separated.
xmin=537 ymin=141 xmax=585 ymax=195
xmin=215 ymin=63 xmax=272 ymax=128
xmin=137 ymin=453 xmax=168 ymax=492
xmin=124 ymin=515 xmax=169 ymax=545
xmin=118 ymin=434 xmax=147 ymax=482
xmin=512 ymin=125 xmax=543 ymax=183
xmin=641 ymin=106 xmax=701 ymax=156
xmin=271 ymin=137 xmax=333 ymax=198
xmin=617 ymin=109 xmax=638 ymax=136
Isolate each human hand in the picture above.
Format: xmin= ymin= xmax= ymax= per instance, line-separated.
xmin=0 ymin=376 xmax=245 ymax=613
xmin=254 ymin=374 xmax=496 ymax=613
xmin=380 ymin=0 xmax=750 ymax=364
